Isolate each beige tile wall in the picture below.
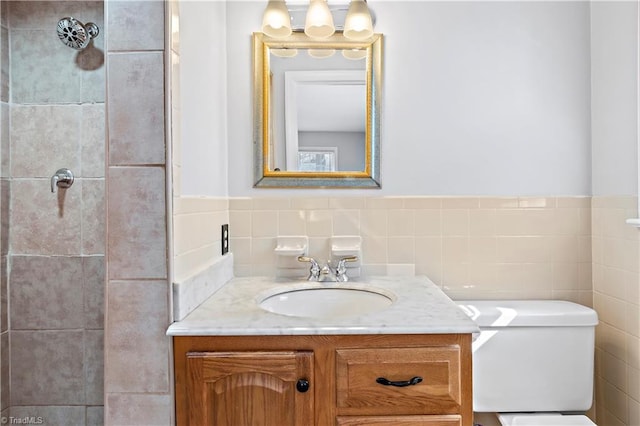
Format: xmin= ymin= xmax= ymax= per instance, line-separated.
xmin=173 ymin=197 xmax=229 ymax=283
xmin=229 ymin=196 xmax=592 ymax=304
xmin=592 ymin=196 xmax=640 ymax=426
xmin=104 ymin=1 xmax=172 ymax=424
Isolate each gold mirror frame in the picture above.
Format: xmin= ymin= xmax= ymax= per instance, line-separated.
xmin=253 ymin=32 xmax=383 ymax=188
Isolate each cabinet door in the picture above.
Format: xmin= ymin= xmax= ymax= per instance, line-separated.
xmin=186 ymin=351 xmax=314 ymax=426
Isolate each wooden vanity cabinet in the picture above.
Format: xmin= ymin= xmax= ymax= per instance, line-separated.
xmin=174 ymin=334 xmax=472 ymax=426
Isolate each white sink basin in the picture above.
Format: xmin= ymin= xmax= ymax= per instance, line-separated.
xmin=258 ymin=286 xmax=395 ymax=318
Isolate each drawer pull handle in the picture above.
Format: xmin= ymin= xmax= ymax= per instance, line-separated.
xmin=376 ymin=376 xmax=423 ymax=387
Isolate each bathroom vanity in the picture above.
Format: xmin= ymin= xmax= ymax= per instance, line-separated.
xmin=167 ymin=276 xmax=478 ymax=426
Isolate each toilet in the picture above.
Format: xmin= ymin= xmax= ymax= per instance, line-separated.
xmin=456 ymin=300 xmax=599 ymax=426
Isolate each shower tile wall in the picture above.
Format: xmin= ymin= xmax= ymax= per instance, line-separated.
xmin=0 ymin=0 xmax=8 ymax=420
xmin=4 ymin=1 xmax=105 ymax=424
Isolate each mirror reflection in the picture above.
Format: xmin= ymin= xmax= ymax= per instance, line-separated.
xmin=284 ymin=67 xmax=367 ymax=172
xmin=253 ymin=32 xmax=382 ymax=188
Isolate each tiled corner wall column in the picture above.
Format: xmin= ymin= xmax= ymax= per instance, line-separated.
xmin=592 ymin=196 xmax=640 ymax=426
xmin=104 ymin=1 xmax=172 ymax=424
xmin=230 ymin=196 xmax=592 ymax=304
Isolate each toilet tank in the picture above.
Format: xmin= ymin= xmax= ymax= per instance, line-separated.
xmin=456 ymin=300 xmax=598 ymax=413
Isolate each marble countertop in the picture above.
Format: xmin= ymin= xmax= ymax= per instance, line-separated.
xmin=166 ymin=275 xmax=479 ymax=336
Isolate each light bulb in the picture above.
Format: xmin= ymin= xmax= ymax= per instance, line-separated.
xmin=305 ymin=0 xmax=335 ymax=39
xmin=262 ymin=0 xmax=292 ymax=38
xmin=344 ymin=0 xmax=373 ymax=41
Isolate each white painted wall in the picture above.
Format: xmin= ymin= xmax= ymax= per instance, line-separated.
xmin=179 ymin=1 xmax=229 ymax=196
xmin=591 ymin=1 xmax=639 ymax=197
xmin=226 ymin=1 xmax=592 ymax=196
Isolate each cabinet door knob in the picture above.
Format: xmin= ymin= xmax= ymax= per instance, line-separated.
xmin=296 ymin=378 xmax=310 ymax=393
xmin=376 ymin=376 xmax=423 ymax=387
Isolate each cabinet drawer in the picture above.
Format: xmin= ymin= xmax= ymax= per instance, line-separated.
xmin=337 ymin=415 xmax=462 ymax=426
xmin=336 ymin=346 xmax=461 ymax=415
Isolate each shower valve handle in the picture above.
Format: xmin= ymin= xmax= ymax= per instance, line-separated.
xmin=51 ymin=168 xmax=74 ymax=193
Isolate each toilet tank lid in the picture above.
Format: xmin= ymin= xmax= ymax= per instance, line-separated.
xmin=456 ymin=300 xmax=598 ymax=327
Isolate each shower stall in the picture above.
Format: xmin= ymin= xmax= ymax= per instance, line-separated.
xmin=1 ymin=1 xmax=105 ymax=423
xmin=0 ymin=1 xmax=172 ymax=423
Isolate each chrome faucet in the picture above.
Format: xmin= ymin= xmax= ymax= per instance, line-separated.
xmin=297 ymin=255 xmax=358 ymax=282
xmin=297 ymin=256 xmax=321 ymax=281
xmin=335 ymin=256 xmax=358 ymax=282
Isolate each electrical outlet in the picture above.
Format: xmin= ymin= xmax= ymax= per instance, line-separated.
xmin=221 ymin=224 xmax=229 ymax=255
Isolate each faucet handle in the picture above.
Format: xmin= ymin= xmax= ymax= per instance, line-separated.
xmin=297 ymin=256 xmax=321 ymax=281
xmin=336 ymin=256 xmax=358 ymax=282
xmin=336 ymin=256 xmax=358 ymax=268
xmin=51 ymin=168 xmax=74 ymax=193
xmin=338 ymin=255 xmax=358 ymax=262
xmin=297 ymin=255 xmax=317 ymax=265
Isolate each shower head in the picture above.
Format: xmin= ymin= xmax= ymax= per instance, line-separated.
xmin=56 ymin=17 xmax=99 ymax=50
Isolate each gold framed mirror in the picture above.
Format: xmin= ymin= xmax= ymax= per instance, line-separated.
xmin=253 ymin=32 xmax=383 ymax=188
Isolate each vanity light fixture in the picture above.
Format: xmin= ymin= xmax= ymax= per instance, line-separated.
xmin=343 ymin=0 xmax=373 ymax=40
xmin=305 ymin=0 xmax=335 ymax=38
xmin=262 ymin=0 xmax=292 ymax=38
xmin=261 ymin=0 xmax=375 ymax=40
